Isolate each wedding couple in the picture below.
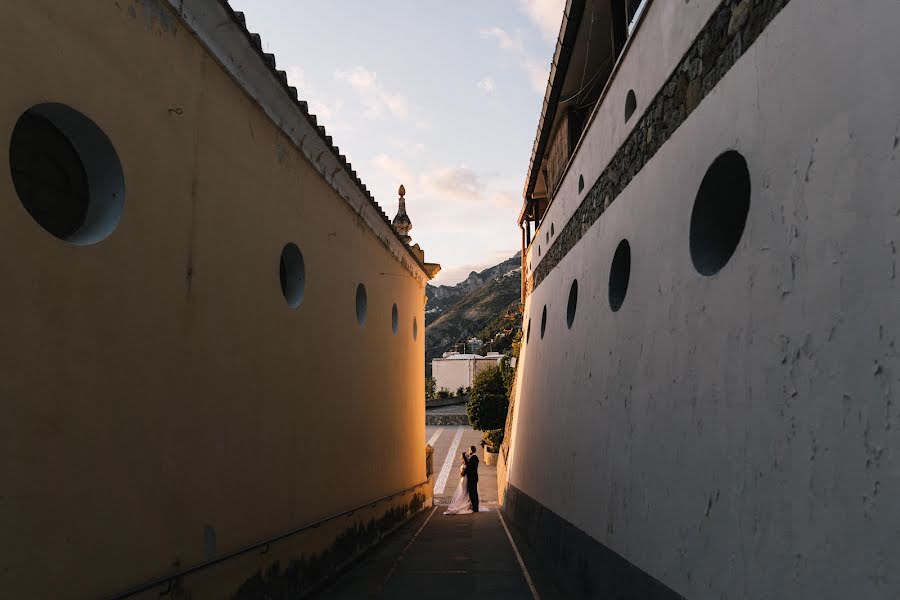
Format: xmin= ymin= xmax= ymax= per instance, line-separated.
xmin=444 ymin=445 xmax=486 ymax=515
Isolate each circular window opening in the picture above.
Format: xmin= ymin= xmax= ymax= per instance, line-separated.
xmin=538 ymin=245 xmax=541 ymax=257
xmin=391 ymin=303 xmax=399 ymax=335
xmin=540 ymin=305 xmax=547 ymax=339
xmin=566 ymin=279 xmax=578 ymax=329
xmin=689 ymin=150 xmax=751 ymax=276
xmin=609 ymin=239 xmax=631 ymax=312
xmin=413 ymin=316 xmax=418 ymax=341
xmin=279 ymin=243 xmax=306 ymax=308
xmin=551 ymin=223 xmax=555 ymax=236
xmin=578 ymin=174 xmax=585 ymax=193
xmin=625 ymin=90 xmax=637 ymax=122
xmin=546 ymin=231 xmax=549 ymax=243
xmin=355 ymin=283 xmax=368 ymax=326
xmin=9 ymin=103 xmax=125 ymax=244
xmin=526 ymin=318 xmax=531 ymax=343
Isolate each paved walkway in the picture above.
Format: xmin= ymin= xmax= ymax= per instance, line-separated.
xmin=426 ymin=426 xmax=498 ymax=502
xmin=318 ymin=509 xmax=536 ymax=599
xmin=315 ymin=426 xmax=543 ymax=599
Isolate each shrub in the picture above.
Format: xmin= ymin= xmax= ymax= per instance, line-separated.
xmin=425 ymin=376 xmax=435 ymax=399
xmin=436 ymin=388 xmax=450 ymax=399
xmin=482 ymin=428 xmax=504 ymax=452
xmin=467 ymin=365 xmax=509 ymax=431
xmin=511 ymin=329 xmax=523 ymax=359
xmin=456 ymin=386 xmax=465 ymax=398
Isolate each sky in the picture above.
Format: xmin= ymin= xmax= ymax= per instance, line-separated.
xmin=228 ymin=0 xmax=564 ymax=285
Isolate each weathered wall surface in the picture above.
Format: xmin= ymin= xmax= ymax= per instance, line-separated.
xmin=505 ymin=0 xmax=900 ymax=597
xmin=0 ymin=1 xmax=428 ymax=597
xmin=524 ymin=0 xmax=721 ymax=274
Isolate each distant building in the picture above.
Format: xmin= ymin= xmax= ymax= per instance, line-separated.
xmin=432 ymin=352 xmax=504 ymax=392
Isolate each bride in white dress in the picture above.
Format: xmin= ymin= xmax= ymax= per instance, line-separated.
xmin=445 ymin=452 xmax=488 ymax=514
xmin=444 ymin=453 xmax=473 ymax=515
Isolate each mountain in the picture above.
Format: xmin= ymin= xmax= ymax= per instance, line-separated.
xmin=425 ymin=253 xmax=522 ymax=367
xmin=425 ymin=253 xmax=521 ymax=326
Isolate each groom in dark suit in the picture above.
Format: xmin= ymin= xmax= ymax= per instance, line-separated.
xmin=465 ymin=445 xmax=479 ymax=512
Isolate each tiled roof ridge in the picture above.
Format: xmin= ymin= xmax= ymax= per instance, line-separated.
xmin=215 ymin=1 xmax=423 ymax=269
xmin=522 ymin=0 xmax=582 ymax=205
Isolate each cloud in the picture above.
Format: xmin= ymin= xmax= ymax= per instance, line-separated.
xmin=479 ymin=26 xmax=549 ymax=95
xmin=490 ymin=190 xmax=519 ymax=207
xmin=422 ymin=167 xmax=485 ymax=200
xmin=285 ymin=66 xmax=346 ymax=134
xmin=524 ymin=59 xmax=549 ymax=95
xmin=335 ymin=66 xmax=409 ymax=120
xmin=373 ymin=153 xmax=413 ymax=185
xmin=479 ymin=26 xmax=523 ymax=52
xmin=387 ymin=138 xmax=426 ymax=157
xmin=285 ymin=66 xmax=308 ymax=91
xmin=476 ymin=76 xmax=496 ymax=95
xmin=518 ymin=0 xmax=566 ymax=39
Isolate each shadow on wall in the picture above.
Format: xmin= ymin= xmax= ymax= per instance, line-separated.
xmin=230 ymin=494 xmax=426 ymax=599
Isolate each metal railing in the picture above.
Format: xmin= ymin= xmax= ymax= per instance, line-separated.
xmin=105 ymin=480 xmax=430 ymax=599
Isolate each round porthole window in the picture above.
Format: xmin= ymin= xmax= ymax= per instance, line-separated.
xmin=391 ymin=303 xmax=399 ymax=335
xmin=279 ymin=243 xmax=306 ymax=309
xmin=9 ymin=103 xmax=125 ymax=244
xmin=526 ymin=318 xmax=531 ymax=343
xmin=625 ymin=90 xmax=637 ymax=122
xmin=689 ymin=150 xmax=751 ymax=276
xmin=566 ymin=279 xmax=578 ymax=329
xmin=609 ymin=239 xmax=631 ymax=312
xmin=356 ymin=283 xmax=368 ymax=326
xmin=413 ymin=316 xmax=418 ymax=341
xmin=540 ymin=305 xmax=547 ymax=339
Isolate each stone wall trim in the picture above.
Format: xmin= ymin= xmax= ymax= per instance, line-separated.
xmin=526 ymin=0 xmax=790 ymax=297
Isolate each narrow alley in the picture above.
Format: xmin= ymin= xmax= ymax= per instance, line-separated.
xmin=316 ymin=426 xmax=554 ymax=599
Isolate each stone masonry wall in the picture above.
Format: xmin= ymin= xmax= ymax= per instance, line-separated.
xmin=526 ymin=0 xmax=791 ymax=298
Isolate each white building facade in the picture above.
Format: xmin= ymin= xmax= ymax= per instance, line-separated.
xmin=431 ymin=352 xmax=504 ymax=393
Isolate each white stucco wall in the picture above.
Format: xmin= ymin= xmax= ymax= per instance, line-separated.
xmin=527 ymin=0 xmax=719 ymax=276
xmin=433 ymin=356 xmax=503 ymax=392
xmin=509 ymin=0 xmax=900 ymax=597
xmin=432 ymin=358 xmax=472 ymax=392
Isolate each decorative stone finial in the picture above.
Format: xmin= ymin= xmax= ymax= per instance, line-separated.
xmin=392 ymin=183 xmax=413 ymax=244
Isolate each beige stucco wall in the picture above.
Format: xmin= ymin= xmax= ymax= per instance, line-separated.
xmin=0 ymin=2 xmax=428 ymax=597
xmin=432 ymin=359 xmax=471 ymax=392
xmin=432 ymin=356 xmax=502 ymax=392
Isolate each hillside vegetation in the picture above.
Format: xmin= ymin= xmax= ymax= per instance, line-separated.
xmin=425 ymin=253 xmax=522 ymax=368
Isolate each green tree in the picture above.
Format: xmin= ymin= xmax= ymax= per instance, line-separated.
xmin=467 ymin=364 xmax=509 ymax=431
xmin=425 ymin=376 xmax=435 ymax=399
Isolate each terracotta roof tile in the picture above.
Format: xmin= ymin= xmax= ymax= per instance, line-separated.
xmin=217 ymin=1 xmax=427 ymax=270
